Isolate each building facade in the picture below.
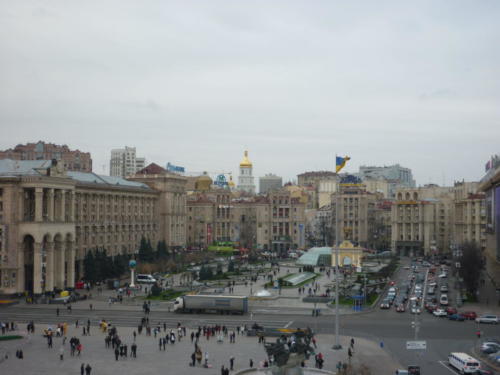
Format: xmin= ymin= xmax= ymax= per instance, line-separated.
xmin=331 ymin=183 xmax=377 ymax=248
xmin=0 ymin=159 xmax=158 ymax=295
xmin=0 ymin=141 xmax=92 ymax=172
xmin=110 ymin=146 xmax=146 ymax=178
xmin=479 ymin=153 xmax=500 ymax=285
xmin=259 ymin=174 xmax=282 ymax=195
xmin=237 ymin=150 xmax=255 ymax=194
xmin=391 ymin=185 xmax=455 ymax=256
xmin=453 ymin=181 xmax=486 ymax=250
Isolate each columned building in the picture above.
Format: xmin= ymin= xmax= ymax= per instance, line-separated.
xmin=237 ymin=151 xmax=255 ymax=194
xmin=0 ymin=159 xmax=163 ymax=295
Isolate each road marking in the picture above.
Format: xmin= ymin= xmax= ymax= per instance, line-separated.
xmin=284 ymin=321 xmax=293 ymax=328
xmin=438 ymin=360 xmax=457 ymax=374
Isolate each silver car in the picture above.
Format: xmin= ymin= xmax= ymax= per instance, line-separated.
xmin=476 ymin=315 xmax=499 ymax=324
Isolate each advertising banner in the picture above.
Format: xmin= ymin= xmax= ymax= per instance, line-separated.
xmin=495 ymin=187 xmax=500 ymax=261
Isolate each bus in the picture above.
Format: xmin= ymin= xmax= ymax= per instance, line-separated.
xmin=448 ymin=352 xmax=480 ymax=373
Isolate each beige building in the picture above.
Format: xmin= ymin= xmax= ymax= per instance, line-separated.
xmin=391 ymin=185 xmax=455 ymax=256
xmin=129 ymin=163 xmax=187 ymax=248
xmin=453 ymin=181 xmax=486 ymax=249
xmin=0 ymin=159 xmax=159 ymax=295
xmin=331 ymin=183 xmax=377 ymax=248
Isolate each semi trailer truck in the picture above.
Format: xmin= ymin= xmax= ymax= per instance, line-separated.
xmin=173 ymin=295 xmax=248 ymax=314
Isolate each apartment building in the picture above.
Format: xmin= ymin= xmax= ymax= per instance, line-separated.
xmin=0 ymin=141 xmax=92 ymax=172
xmin=110 ymin=146 xmax=146 ymax=178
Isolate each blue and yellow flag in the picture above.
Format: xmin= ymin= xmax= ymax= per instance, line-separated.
xmin=335 ymin=156 xmax=350 ymax=173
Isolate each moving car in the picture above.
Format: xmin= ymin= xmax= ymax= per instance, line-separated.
xmin=440 ymin=294 xmax=449 ymax=306
xmin=136 ymin=274 xmax=157 ymax=284
xmin=476 ymin=315 xmax=499 ymax=324
xmin=380 ymin=300 xmax=391 ymax=309
xmin=448 ymin=313 xmax=466 ymax=321
xmin=433 ymin=308 xmax=447 ymax=317
xmin=410 ymin=305 xmax=421 ymax=314
xmin=461 ymin=311 xmax=477 ymax=320
xmin=396 ymin=304 xmax=406 ymax=313
xmin=448 ymin=352 xmax=480 ymax=374
xmin=480 ymin=342 xmax=500 ymax=354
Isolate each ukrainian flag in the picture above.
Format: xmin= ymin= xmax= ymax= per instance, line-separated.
xmin=335 ymin=156 xmax=350 ymax=173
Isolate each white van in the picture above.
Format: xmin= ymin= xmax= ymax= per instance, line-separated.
xmin=136 ymin=274 xmax=157 ymax=284
xmin=448 ymin=352 xmax=480 ymax=373
xmin=440 ymin=294 xmax=448 ymax=306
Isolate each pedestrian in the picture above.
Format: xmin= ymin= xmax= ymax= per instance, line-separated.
xmin=350 ymin=338 xmax=355 ymax=348
xmin=221 ymin=365 xmax=225 ymax=375
xmin=114 ymin=347 xmax=119 ymax=361
xmin=59 ymin=346 xmax=64 ymax=361
xmin=131 ymin=343 xmax=137 ymax=358
xmin=81 ymin=363 xmax=85 ymax=375
xmin=85 ymin=363 xmax=92 ymax=375
xmin=249 ymin=358 xmax=254 ymax=368
xmin=230 ymin=356 xmax=235 ymax=370
xmin=56 ymin=308 xmax=60 ymax=316
xmin=89 ymin=303 xmax=93 ymax=310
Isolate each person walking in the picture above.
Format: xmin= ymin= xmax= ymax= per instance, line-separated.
xmin=85 ymin=363 xmax=92 ymax=375
xmin=131 ymin=343 xmax=137 ymax=358
xmin=59 ymin=346 xmax=64 ymax=361
xmin=81 ymin=363 xmax=85 ymax=375
xmin=249 ymin=358 xmax=254 ymax=368
xmin=230 ymin=356 xmax=235 ymax=370
xmin=114 ymin=347 xmax=119 ymax=361
xmin=191 ymin=352 xmax=196 ymax=367
xmin=56 ymin=308 xmax=60 ymax=316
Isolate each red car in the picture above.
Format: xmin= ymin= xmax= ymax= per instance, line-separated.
xmin=461 ymin=311 xmax=477 ymax=320
xmin=446 ymin=307 xmax=457 ymax=315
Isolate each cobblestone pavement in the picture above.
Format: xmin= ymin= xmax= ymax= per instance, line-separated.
xmin=0 ymin=323 xmax=401 ymax=375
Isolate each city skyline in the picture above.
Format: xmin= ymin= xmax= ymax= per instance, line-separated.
xmin=1 ymin=1 xmax=499 ymax=185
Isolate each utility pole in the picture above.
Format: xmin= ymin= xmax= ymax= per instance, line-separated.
xmin=333 ymin=200 xmax=341 ymax=350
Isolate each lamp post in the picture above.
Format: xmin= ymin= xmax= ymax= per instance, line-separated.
xmin=129 ymin=259 xmax=137 ymax=288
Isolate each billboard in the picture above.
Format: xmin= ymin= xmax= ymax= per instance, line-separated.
xmin=166 ymin=162 xmax=185 ymax=173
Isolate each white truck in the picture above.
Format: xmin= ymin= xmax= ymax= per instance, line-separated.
xmin=173 ymin=295 xmax=248 ymax=314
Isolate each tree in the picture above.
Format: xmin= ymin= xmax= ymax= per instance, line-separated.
xmin=156 ymin=240 xmax=169 ymax=260
xmin=458 ymin=241 xmax=485 ymax=297
xmin=138 ymin=236 xmax=154 ymax=262
xmin=83 ymin=250 xmax=96 ymax=282
xmin=227 ymin=260 xmax=235 ymax=273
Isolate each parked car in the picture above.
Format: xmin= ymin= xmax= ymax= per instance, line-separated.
xmin=448 ymin=313 xmax=466 ymax=321
xmin=438 ymin=273 xmax=447 ymax=278
xmin=461 ymin=311 xmax=477 ymax=320
xmin=440 ymin=294 xmax=449 ymax=306
xmin=440 ymin=285 xmax=449 ymax=293
xmin=480 ymin=342 xmax=500 ymax=354
xmin=476 ymin=315 xmax=499 ymax=324
xmin=433 ymin=308 xmax=447 ymax=317
xmin=425 ymin=303 xmax=438 ymax=313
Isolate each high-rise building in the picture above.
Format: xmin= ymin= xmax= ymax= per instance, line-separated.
xmin=237 ymin=150 xmax=255 ymax=194
xmin=0 ymin=141 xmax=92 ymax=172
xmin=358 ymin=164 xmax=415 ymax=198
xmin=259 ymin=174 xmax=282 ymax=194
xmin=110 ymin=146 xmax=146 ymax=177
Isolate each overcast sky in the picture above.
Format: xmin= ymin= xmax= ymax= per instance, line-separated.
xmin=1 ymin=1 xmax=499 ymax=185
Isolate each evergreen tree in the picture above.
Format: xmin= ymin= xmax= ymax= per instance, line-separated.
xmin=228 ymin=260 xmax=235 ymax=273
xmin=83 ymin=250 xmax=96 ymax=283
xmin=459 ymin=241 xmax=485 ymax=298
xmin=156 ymin=240 xmax=168 ymax=260
xmin=138 ymin=236 xmax=154 ymax=262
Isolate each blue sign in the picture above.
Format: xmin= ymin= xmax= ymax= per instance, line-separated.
xmin=167 ymin=162 xmax=185 ymax=173
xmin=214 ymin=174 xmax=228 ymax=187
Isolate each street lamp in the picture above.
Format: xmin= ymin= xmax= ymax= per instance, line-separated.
xmin=332 ymin=204 xmax=341 ymax=350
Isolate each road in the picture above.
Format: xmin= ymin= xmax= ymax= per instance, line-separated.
xmin=1 ymin=260 xmax=498 ymax=374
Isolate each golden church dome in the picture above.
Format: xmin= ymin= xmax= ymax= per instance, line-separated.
xmin=195 ymin=172 xmax=212 ymax=191
xmin=240 ymin=150 xmax=253 ymax=168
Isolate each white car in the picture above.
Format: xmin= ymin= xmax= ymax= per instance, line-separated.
xmin=438 ymin=273 xmax=447 ymax=278
xmin=411 ymin=306 xmax=421 ymax=314
xmin=476 ymin=315 xmax=499 ymax=324
xmin=433 ymin=308 xmax=447 ymax=317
